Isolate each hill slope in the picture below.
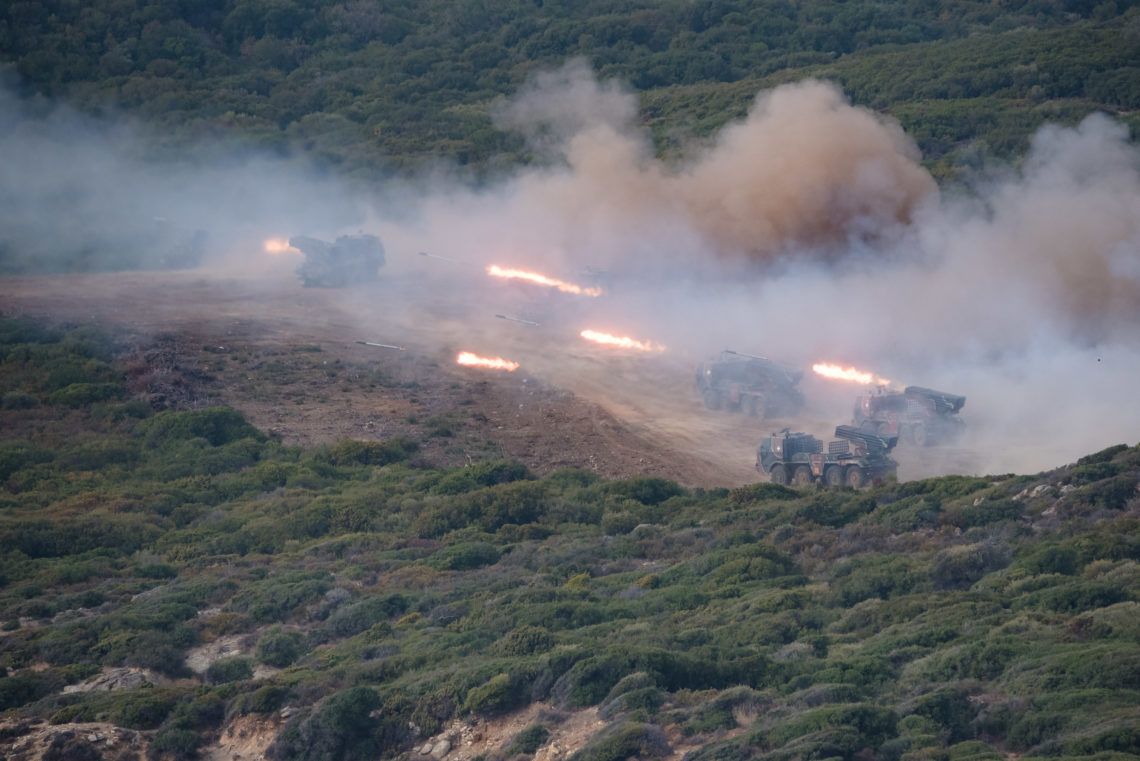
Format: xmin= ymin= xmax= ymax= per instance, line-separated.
xmin=0 ymin=313 xmax=1138 ymax=761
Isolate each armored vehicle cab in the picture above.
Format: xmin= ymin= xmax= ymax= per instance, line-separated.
xmin=291 ymin=234 xmax=385 ymax=288
xmin=853 ymin=386 xmax=966 ymax=446
xmin=696 ymin=351 xmax=804 ymax=419
xmin=756 ymin=425 xmax=898 ymax=488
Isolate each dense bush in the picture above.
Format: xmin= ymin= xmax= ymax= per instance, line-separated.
xmin=2 ymin=315 xmax=1138 ymax=761
xmin=137 ymin=407 xmax=266 ymax=448
xmin=328 ymin=437 xmax=420 ymax=466
xmin=206 ymin=656 xmax=255 ymax=684
xmin=257 ymin=625 xmax=308 ymax=667
xmin=569 ymin=721 xmax=671 ymax=761
xmin=504 ymin=724 xmax=550 ymax=755
xmin=269 ymin=686 xmax=384 ymax=761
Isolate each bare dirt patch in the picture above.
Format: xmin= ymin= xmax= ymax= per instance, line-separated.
xmin=0 ymin=720 xmax=148 ymax=761
xmin=0 ymin=269 xmax=776 ymax=487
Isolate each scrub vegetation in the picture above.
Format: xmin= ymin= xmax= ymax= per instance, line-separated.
xmin=1 ymin=314 xmax=1138 ymax=759
xmin=2 ymin=0 xmax=1137 ymax=179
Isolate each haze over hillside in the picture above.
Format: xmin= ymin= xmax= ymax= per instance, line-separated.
xmin=1 ymin=3 xmax=1140 ymax=760
xmin=1 ymin=55 xmax=1138 ymax=476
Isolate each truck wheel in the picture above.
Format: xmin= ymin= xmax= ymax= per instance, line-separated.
xmin=858 ymin=419 xmax=876 ymax=432
xmin=824 ymin=466 xmax=844 ymax=487
xmin=912 ymin=423 xmax=927 ymax=447
xmin=744 ymin=396 xmax=762 ymax=417
xmin=876 ymin=422 xmax=891 ymax=437
xmin=769 ymin=464 xmax=788 ymax=486
xmin=702 ymin=388 xmax=723 ymax=410
xmin=792 ymin=465 xmax=813 ymax=486
xmin=845 ymin=467 xmax=866 ymax=488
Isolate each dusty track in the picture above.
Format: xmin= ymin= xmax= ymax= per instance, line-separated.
xmin=1 ymin=264 xmax=977 ymax=486
xmin=0 ymin=268 xmax=777 ymax=487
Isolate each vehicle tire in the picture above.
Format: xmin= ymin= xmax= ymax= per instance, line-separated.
xmin=702 ymin=388 xmax=723 ymax=410
xmin=845 ymin=466 xmax=866 ymax=488
xmin=792 ymin=465 xmax=813 ymax=487
xmin=824 ymin=466 xmax=844 ymax=488
xmin=769 ymin=464 xmax=788 ymax=486
xmin=876 ymin=422 xmax=891 ymax=437
xmin=912 ymin=423 xmax=927 ymax=447
xmin=859 ymin=419 xmax=876 ymax=433
xmin=744 ymin=395 xmax=762 ymax=417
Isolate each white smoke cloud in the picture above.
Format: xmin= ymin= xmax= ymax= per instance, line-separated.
xmin=2 ymin=61 xmax=1137 ymax=478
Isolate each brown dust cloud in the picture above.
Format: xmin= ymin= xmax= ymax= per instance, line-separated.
xmin=2 ymin=61 xmax=1138 ymax=479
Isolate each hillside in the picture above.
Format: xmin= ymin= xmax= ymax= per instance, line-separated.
xmin=0 ymin=311 xmax=1138 ymax=761
xmin=2 ymin=1 xmax=1140 ymax=758
xmin=2 ymin=0 xmax=1138 ymax=177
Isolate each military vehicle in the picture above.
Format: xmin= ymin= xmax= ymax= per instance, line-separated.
xmin=291 ymin=234 xmax=385 ymax=287
xmin=853 ymin=386 xmax=966 ymax=446
xmin=696 ymin=350 xmax=804 ymax=418
xmin=756 ymin=425 xmax=898 ymax=488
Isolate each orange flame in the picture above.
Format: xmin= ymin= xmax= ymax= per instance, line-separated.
xmin=812 ymin=362 xmax=891 ymax=386
xmin=456 ymin=351 xmax=520 ymax=371
xmin=263 ymin=238 xmax=296 ymax=254
xmin=487 ymin=265 xmax=602 ymax=297
xmin=580 ymin=329 xmax=665 ymax=352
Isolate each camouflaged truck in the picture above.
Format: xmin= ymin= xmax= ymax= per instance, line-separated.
xmin=853 ymin=386 xmax=966 ymax=446
xmin=696 ymin=350 xmax=804 ymax=419
xmin=756 ymin=425 xmax=898 ymax=488
xmin=291 ymin=234 xmax=385 ymax=287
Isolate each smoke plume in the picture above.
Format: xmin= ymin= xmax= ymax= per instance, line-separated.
xmin=2 ymin=60 xmax=1138 ymax=478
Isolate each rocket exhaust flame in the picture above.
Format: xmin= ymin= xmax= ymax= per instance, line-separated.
xmin=580 ymin=329 xmax=665 ymax=352
xmin=812 ymin=362 xmax=892 ymax=386
xmin=263 ymin=238 xmax=296 ymax=254
xmin=456 ymin=351 xmax=520 ymax=371
xmin=487 ymin=265 xmax=602 ymax=297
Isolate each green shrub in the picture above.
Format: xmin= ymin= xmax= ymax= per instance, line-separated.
xmin=941 ymin=499 xmax=1024 ymax=529
xmin=800 ymin=492 xmax=878 ymax=527
xmin=1 ymin=390 xmax=38 ymax=409
xmin=206 ymin=656 xmax=254 ymax=684
xmin=138 ymin=407 xmax=265 ymax=448
xmin=0 ymin=315 xmax=61 ymax=345
xmin=1014 ymin=543 xmax=1081 ymax=575
xmin=1076 ymin=444 xmax=1130 ymax=467
xmin=569 ymin=721 xmax=671 ymax=761
xmin=730 ymin=482 xmax=800 ymax=503
xmin=832 ymin=555 xmax=924 ymax=605
xmin=930 ymin=542 xmax=1011 ymax=590
xmin=328 ymin=437 xmax=419 ymax=466
xmin=431 ymin=460 xmax=532 ymax=495
xmin=150 ymin=727 xmax=203 ymax=759
xmin=1018 ymin=579 xmax=1131 ymax=613
xmin=911 ymin=688 xmax=978 ymax=743
xmin=607 ymin=477 xmax=685 ymax=506
xmin=416 ymin=481 xmax=548 ymax=536
xmin=504 ymin=724 xmax=550 ymax=756
xmin=47 ymin=382 xmax=124 ymax=407
xmin=0 ymin=441 xmax=54 ymax=480
xmin=106 ymin=689 xmax=179 ymax=729
xmin=1076 ymin=474 xmax=1139 ymax=511
xmin=269 ymin=686 xmax=384 ymax=761
xmin=257 ymin=626 xmax=308 ymax=667
xmin=425 ymin=542 xmax=500 ymax=571
xmin=236 ymin=685 xmax=291 ymax=714
xmin=44 ymin=357 xmax=119 ymax=390
xmin=136 ymin=563 xmax=178 ymax=579
xmin=328 ymin=594 xmax=409 ymax=637
xmin=462 ymin=673 xmax=526 ymax=715
xmin=493 ymin=626 xmax=555 ymax=656
xmin=227 ymin=571 xmax=333 ymax=623
xmin=0 ymin=670 xmax=62 ymax=710
xmin=767 ymin=703 xmax=898 ymax=754
xmin=601 ymin=511 xmax=640 ymax=535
